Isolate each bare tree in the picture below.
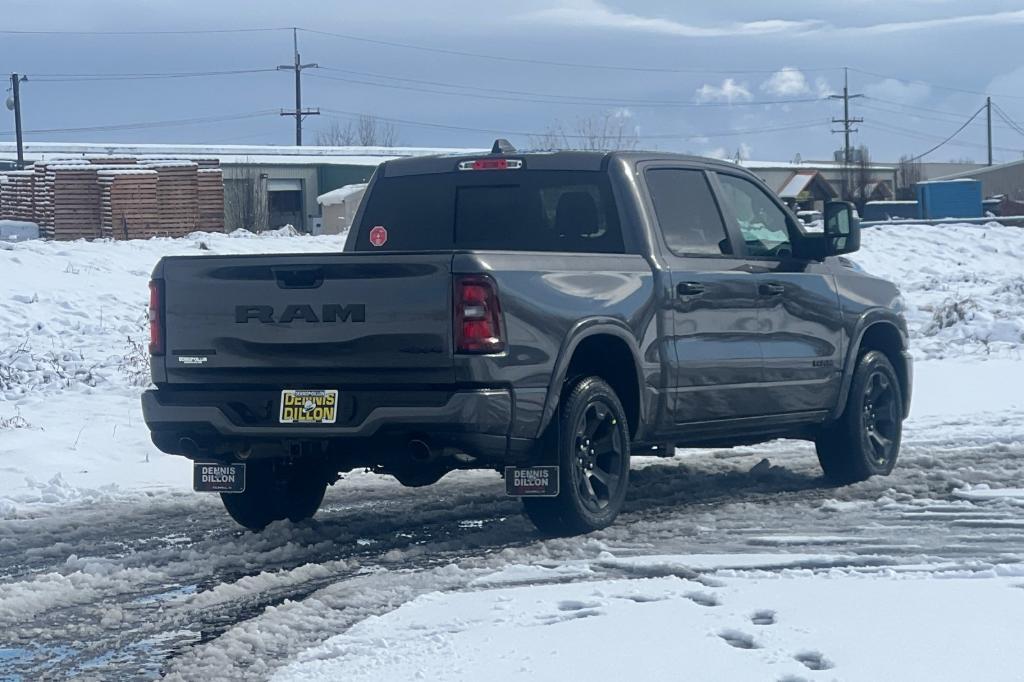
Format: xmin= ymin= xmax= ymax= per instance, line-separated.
xmin=896 ymin=154 xmax=923 ymax=200
xmin=530 ymin=111 xmax=639 ymax=151
xmin=853 ymin=145 xmax=873 ymax=212
xmin=224 ymin=164 xmax=267 ymax=232
xmin=315 ymin=120 xmax=357 ymax=146
xmin=317 ymin=115 xmax=399 ymax=147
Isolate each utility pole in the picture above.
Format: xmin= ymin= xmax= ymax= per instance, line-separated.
xmin=8 ymin=73 xmax=26 ymax=169
xmin=829 ymin=68 xmax=864 ymax=201
xmin=986 ymin=96 xmax=993 ymax=166
xmin=278 ymin=28 xmax=319 ymax=146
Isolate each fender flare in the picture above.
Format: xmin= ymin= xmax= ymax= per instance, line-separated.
xmin=831 ymin=310 xmax=909 ymax=420
xmin=536 ymin=318 xmax=647 ymax=439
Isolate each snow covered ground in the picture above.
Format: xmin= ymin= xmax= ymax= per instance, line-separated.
xmin=1 ymin=222 xmax=1023 ymax=680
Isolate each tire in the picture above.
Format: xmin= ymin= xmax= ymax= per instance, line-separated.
xmin=522 ymin=377 xmax=631 ymax=536
xmin=221 ymin=460 xmax=327 ymax=531
xmin=816 ymin=350 xmax=904 ymax=484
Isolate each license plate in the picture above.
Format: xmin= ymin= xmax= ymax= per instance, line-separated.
xmin=194 ymin=463 xmax=246 ymax=493
xmin=279 ymin=389 xmax=339 ymax=424
xmin=505 ymin=466 xmax=560 ymax=497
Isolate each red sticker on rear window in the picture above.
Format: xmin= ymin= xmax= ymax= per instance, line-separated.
xmin=369 ymin=225 xmax=388 ymax=247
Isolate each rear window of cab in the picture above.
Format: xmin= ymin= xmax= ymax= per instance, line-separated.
xmin=352 ymin=170 xmax=624 ymax=253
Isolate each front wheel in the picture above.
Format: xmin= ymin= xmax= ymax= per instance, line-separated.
xmin=523 ymin=377 xmax=631 ymax=536
xmin=221 ymin=460 xmax=327 ymax=531
xmin=816 ymin=350 xmax=904 ymax=484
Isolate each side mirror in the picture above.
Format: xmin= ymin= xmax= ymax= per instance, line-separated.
xmin=824 ymin=201 xmax=860 ymax=255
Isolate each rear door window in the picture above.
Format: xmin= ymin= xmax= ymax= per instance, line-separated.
xmin=354 ymin=170 xmax=624 ymax=253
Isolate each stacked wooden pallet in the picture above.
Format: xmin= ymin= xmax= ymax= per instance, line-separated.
xmin=32 ymin=163 xmax=51 ymax=232
xmin=148 ymin=161 xmax=199 ymax=236
xmin=49 ymin=164 xmax=106 ymax=240
xmin=197 ymin=168 xmax=225 ymax=232
xmin=30 ymin=159 xmax=81 ymax=236
xmin=98 ymin=169 xmax=159 ymax=239
xmin=0 ymin=171 xmax=36 ymax=222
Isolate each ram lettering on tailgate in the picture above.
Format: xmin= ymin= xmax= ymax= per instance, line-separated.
xmin=235 ymin=304 xmax=366 ymax=324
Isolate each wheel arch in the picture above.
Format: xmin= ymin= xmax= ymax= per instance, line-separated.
xmin=832 ymin=314 xmax=911 ymax=420
xmin=538 ymin=319 xmax=645 ymax=441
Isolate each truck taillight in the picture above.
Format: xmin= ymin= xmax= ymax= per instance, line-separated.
xmin=454 ymin=275 xmax=505 ymax=354
xmin=149 ymin=279 xmax=165 ymax=356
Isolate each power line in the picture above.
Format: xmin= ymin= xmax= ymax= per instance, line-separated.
xmin=992 ymin=102 xmax=1024 ymax=138
xmin=320 ymin=107 xmax=829 ymax=141
xmin=0 ymin=27 xmax=289 ymax=36
xmin=315 ymin=67 xmax=827 ymax=109
xmin=27 ymin=68 xmax=280 ymax=82
xmin=0 ymin=110 xmax=279 ymax=136
xmin=310 ymin=71 xmax=827 ymax=109
xmin=897 ymin=104 xmax=988 ymax=161
xmin=862 ymin=121 xmax=1019 ymax=153
xmin=848 ymin=67 xmax=1024 ymax=102
xmin=859 ymin=97 xmax=1014 ymax=127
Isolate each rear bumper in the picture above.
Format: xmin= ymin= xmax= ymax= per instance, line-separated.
xmin=142 ymin=387 xmax=525 ymax=462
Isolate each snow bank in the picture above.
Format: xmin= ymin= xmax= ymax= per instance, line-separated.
xmin=0 ymin=228 xmax=343 ymax=512
xmin=854 ymin=222 xmax=1024 ymax=360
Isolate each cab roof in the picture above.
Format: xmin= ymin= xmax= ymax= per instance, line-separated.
xmin=381 ymin=146 xmax=744 ymax=177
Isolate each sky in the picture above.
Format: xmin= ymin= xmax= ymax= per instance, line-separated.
xmin=3 ymin=0 xmax=1024 ymax=162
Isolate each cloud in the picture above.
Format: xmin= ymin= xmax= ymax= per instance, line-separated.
xmin=761 ymin=68 xmax=811 ymax=97
xmin=523 ymin=1 xmax=823 ymax=37
xmin=864 ymin=78 xmax=931 ymax=103
xmin=695 ymin=78 xmax=753 ymax=104
xmin=522 ymin=1 xmax=1024 ymax=39
xmin=815 ymin=77 xmax=836 ymax=98
xmin=848 ymin=9 xmax=1024 ymax=35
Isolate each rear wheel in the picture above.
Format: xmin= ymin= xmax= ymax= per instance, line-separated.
xmin=816 ymin=350 xmax=904 ymax=484
xmin=523 ymin=377 xmax=631 ymax=536
xmin=221 ymin=460 xmax=327 ymax=531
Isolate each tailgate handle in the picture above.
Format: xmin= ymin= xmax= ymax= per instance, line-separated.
xmin=273 ymin=267 xmax=324 ymax=289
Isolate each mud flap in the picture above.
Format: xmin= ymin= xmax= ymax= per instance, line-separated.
xmin=193 ymin=463 xmax=246 ymax=493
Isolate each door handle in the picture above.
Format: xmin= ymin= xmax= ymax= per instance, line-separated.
xmin=676 ymin=281 xmax=706 ymax=296
xmin=759 ymin=282 xmax=786 ymax=296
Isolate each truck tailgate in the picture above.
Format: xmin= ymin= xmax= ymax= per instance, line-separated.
xmin=158 ymin=252 xmax=454 ymax=384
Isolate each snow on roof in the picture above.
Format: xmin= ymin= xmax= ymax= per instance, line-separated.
xmin=778 ymin=172 xmax=815 ymax=198
xmin=916 ymin=178 xmax=981 ymax=184
xmin=318 ymin=183 xmax=368 ymax=206
xmin=46 ymin=164 xmax=139 ymax=171
xmin=867 ymin=200 xmax=917 ymax=204
xmin=741 ymin=159 xmax=896 ymax=171
xmin=0 ymin=141 xmax=480 ymax=168
xmin=932 ymin=157 xmax=1024 ymax=181
xmin=143 ymin=160 xmax=198 ymax=169
xmin=96 ymin=169 xmax=159 ymax=176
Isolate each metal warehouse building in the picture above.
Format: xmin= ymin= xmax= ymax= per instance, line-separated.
xmin=931 ymin=158 xmax=1024 ymax=202
xmin=0 ymin=142 xmax=471 ymax=233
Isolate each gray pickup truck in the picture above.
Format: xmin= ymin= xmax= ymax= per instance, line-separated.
xmin=142 ymin=142 xmax=912 ymax=536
